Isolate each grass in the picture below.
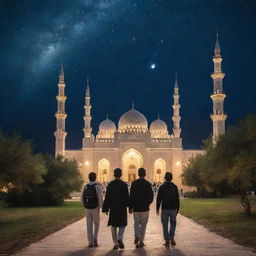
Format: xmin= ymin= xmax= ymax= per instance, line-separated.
xmin=180 ymin=197 xmax=256 ymax=250
xmin=0 ymin=200 xmax=84 ymax=255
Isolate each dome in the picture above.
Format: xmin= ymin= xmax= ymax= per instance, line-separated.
xmin=99 ymin=118 xmax=116 ymax=131
xmin=118 ymin=108 xmax=148 ymax=134
xmin=150 ymin=119 xmax=167 ymax=131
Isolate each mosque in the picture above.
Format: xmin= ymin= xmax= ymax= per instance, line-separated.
xmin=54 ymin=34 xmax=227 ymax=191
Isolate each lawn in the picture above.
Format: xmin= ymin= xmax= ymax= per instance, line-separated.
xmin=180 ymin=197 xmax=256 ymax=250
xmin=0 ymin=200 xmax=84 ymax=255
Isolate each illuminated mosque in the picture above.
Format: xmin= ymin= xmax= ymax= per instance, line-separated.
xmin=54 ymin=34 xmax=227 ymax=190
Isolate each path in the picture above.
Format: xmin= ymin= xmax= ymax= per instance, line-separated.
xmin=13 ymin=209 xmax=256 ymax=256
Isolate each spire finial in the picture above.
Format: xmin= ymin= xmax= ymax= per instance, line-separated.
xmin=59 ymin=61 xmax=64 ymax=83
xmin=132 ymin=101 xmax=134 ymax=109
xmin=214 ymin=29 xmax=221 ymax=57
xmin=174 ymin=73 xmax=178 ymax=89
xmin=157 ymin=113 xmax=160 ymax=119
xmin=106 ymin=113 xmax=109 ymax=119
xmin=86 ymin=75 xmax=90 ymax=96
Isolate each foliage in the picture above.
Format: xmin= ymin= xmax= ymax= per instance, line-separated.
xmin=183 ymin=191 xmax=198 ymax=198
xmin=182 ymin=154 xmax=206 ymax=193
xmin=184 ymin=190 xmax=216 ymax=198
xmin=182 ymin=114 xmax=256 ymax=215
xmin=0 ymin=131 xmax=46 ymax=192
xmin=6 ymin=155 xmax=83 ymax=206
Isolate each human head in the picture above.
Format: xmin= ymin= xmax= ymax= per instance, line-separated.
xmin=114 ymin=168 xmax=122 ymax=178
xmin=138 ymin=167 xmax=146 ymax=177
xmin=88 ymin=172 xmax=96 ymax=182
xmin=164 ymin=172 xmax=173 ymax=182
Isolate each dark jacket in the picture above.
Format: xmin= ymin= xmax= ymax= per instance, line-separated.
xmin=129 ymin=178 xmax=154 ymax=212
xmin=102 ymin=179 xmax=129 ymax=227
xmin=156 ymin=182 xmax=180 ymax=212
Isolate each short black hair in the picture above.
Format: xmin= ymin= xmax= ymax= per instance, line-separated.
xmin=138 ymin=168 xmax=146 ymax=177
xmin=88 ymin=172 xmax=96 ymax=182
xmin=114 ymin=168 xmax=122 ymax=178
xmin=165 ymin=172 xmax=173 ymax=182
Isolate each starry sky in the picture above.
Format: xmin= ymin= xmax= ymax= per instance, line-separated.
xmin=0 ymin=0 xmax=256 ymax=153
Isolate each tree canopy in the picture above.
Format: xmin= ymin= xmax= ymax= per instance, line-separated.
xmin=0 ymin=131 xmax=83 ymax=206
xmin=0 ymin=131 xmax=46 ymax=192
xmin=182 ymin=114 xmax=256 ymax=215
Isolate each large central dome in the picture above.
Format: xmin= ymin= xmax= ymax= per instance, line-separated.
xmin=118 ymin=108 xmax=148 ymax=134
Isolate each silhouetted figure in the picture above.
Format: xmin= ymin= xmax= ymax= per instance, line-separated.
xmin=156 ymin=172 xmax=179 ymax=247
xmin=102 ymin=168 xmax=129 ymax=250
xmin=129 ymin=168 xmax=153 ymax=248
xmin=81 ymin=172 xmax=103 ymax=248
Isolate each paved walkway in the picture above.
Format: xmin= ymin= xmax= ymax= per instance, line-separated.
xmin=13 ymin=209 xmax=256 ymax=256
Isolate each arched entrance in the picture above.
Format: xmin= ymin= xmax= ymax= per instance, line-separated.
xmin=122 ymin=149 xmax=143 ymax=183
xmin=98 ymin=159 xmax=110 ymax=182
xmin=154 ymin=158 xmax=166 ymax=183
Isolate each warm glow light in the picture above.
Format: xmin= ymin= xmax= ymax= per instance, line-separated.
xmin=85 ymin=161 xmax=89 ymax=166
xmin=176 ymin=161 xmax=181 ymax=166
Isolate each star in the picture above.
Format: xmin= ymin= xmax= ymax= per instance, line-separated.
xmin=150 ymin=63 xmax=156 ymax=69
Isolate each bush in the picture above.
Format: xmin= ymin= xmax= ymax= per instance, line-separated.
xmin=184 ymin=190 xmax=216 ymax=198
xmin=0 ymin=191 xmax=7 ymax=200
xmin=184 ymin=191 xmax=198 ymax=198
xmin=6 ymin=155 xmax=83 ymax=206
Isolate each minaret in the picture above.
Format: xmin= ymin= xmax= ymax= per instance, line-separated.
xmin=82 ymin=76 xmax=93 ymax=148
xmin=54 ymin=63 xmax=67 ymax=157
xmin=172 ymin=74 xmax=181 ymax=138
xmin=210 ymin=32 xmax=227 ymax=144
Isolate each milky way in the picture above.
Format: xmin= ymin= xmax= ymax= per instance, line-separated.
xmin=0 ymin=0 xmax=256 ymax=153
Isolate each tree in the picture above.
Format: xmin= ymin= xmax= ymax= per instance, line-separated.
xmin=182 ymin=114 xmax=256 ymax=215
xmin=182 ymin=155 xmax=205 ymax=193
xmin=0 ymin=131 xmax=46 ymax=192
xmin=215 ymin=114 xmax=256 ymax=215
xmin=6 ymin=155 xmax=83 ymax=206
xmin=40 ymin=155 xmax=84 ymax=205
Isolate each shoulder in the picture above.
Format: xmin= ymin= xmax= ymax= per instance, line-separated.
xmin=145 ymin=179 xmax=152 ymax=186
xmin=159 ymin=183 xmax=166 ymax=189
xmin=132 ymin=179 xmax=139 ymax=185
xmin=108 ymin=180 xmax=115 ymax=186
xmin=82 ymin=184 xmax=88 ymax=190
xmin=171 ymin=182 xmax=178 ymax=189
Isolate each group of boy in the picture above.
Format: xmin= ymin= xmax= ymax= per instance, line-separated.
xmin=81 ymin=167 xmax=180 ymax=250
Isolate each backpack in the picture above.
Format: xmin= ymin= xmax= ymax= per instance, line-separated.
xmin=83 ymin=184 xmax=99 ymax=209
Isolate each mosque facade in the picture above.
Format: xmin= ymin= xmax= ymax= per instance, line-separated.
xmin=54 ymin=35 xmax=227 ymax=191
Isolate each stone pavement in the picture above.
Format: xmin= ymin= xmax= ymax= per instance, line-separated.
xmin=13 ymin=209 xmax=256 ymax=256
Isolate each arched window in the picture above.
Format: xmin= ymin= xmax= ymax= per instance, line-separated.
xmin=154 ymin=158 xmax=166 ymax=183
xmin=98 ymin=159 xmax=110 ymax=182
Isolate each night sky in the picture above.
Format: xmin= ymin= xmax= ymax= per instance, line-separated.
xmin=0 ymin=0 xmax=256 ymax=153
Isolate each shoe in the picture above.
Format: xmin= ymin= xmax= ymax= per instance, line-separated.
xmin=88 ymin=244 xmax=93 ymax=248
xmin=134 ymin=237 xmax=139 ymax=244
xmin=118 ymin=240 xmax=125 ymax=249
xmin=113 ymin=244 xmax=119 ymax=250
xmin=170 ymin=237 xmax=176 ymax=246
xmin=163 ymin=241 xmax=170 ymax=247
xmin=139 ymin=241 xmax=145 ymax=248
xmin=94 ymin=240 xmax=98 ymax=247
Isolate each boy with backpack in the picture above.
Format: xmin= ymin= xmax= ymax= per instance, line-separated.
xmin=81 ymin=172 xmax=103 ymax=248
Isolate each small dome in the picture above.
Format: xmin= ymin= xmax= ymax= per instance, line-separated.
xmin=150 ymin=119 xmax=167 ymax=131
xmin=118 ymin=108 xmax=148 ymax=133
xmin=99 ymin=118 xmax=116 ymax=131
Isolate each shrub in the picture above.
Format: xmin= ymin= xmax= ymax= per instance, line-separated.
xmin=6 ymin=155 xmax=83 ymax=206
